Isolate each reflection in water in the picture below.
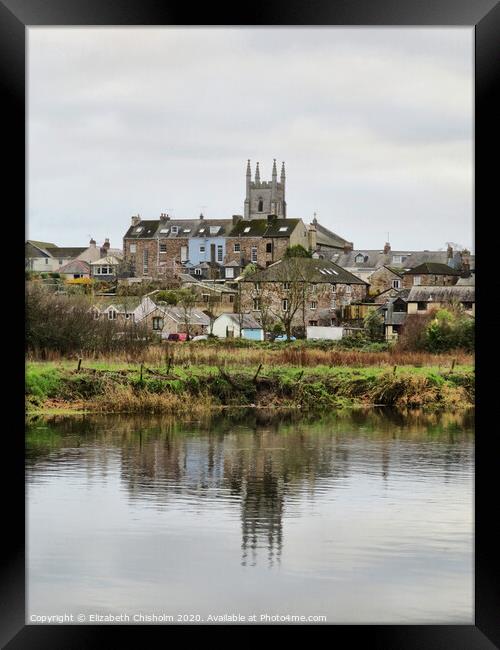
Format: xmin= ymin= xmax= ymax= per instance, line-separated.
xmin=26 ymin=408 xmax=474 ymax=623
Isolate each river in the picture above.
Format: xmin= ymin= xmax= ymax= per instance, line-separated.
xmin=26 ymin=408 xmax=474 ymax=624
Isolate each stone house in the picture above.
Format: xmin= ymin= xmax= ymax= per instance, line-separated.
xmin=401 ymin=262 xmax=462 ymax=289
xmin=239 ymin=257 xmax=368 ymax=334
xmin=322 ymin=242 xmax=465 ymax=282
xmin=368 ymin=265 xmax=404 ymax=296
xmin=224 ymin=216 xmax=310 ymax=268
xmin=406 ymin=286 xmax=475 ymax=316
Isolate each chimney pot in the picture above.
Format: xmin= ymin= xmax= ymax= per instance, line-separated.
xmin=131 ymin=215 xmax=140 ymax=227
xmin=343 ymin=242 xmax=353 ymax=254
xmin=383 ymin=242 xmax=391 ymax=254
xmin=232 ymin=214 xmax=242 ymax=225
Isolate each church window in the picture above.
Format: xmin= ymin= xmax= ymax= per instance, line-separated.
xmin=258 ymin=199 xmax=263 ymax=212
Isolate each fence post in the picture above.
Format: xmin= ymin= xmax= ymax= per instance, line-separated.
xmin=77 ymin=358 xmax=82 ymax=372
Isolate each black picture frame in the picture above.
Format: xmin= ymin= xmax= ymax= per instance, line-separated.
xmin=4 ymin=0 xmax=499 ymax=647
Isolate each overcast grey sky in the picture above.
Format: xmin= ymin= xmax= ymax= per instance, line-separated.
xmin=28 ymin=27 xmax=473 ymax=251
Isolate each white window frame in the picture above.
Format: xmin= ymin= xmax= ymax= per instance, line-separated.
xmin=130 ymin=244 xmax=137 ymax=254
xmin=282 ymin=298 xmax=289 ymax=312
xmin=159 ymin=243 xmax=167 ymax=253
xmin=253 ymin=297 xmax=261 ymax=311
xmin=108 ymin=309 xmax=117 ymax=320
xmin=226 ymin=267 xmax=234 ymax=278
xmin=152 ymin=316 xmax=164 ymax=330
xmin=217 ymin=245 xmax=223 ymax=262
xmin=199 ymin=245 xmax=205 ymax=253
xmin=234 ymin=243 xmax=241 ymax=252
xmin=414 ymin=275 xmax=421 ymax=286
xmin=310 ymin=301 xmax=317 ymax=310
xmin=251 ymin=246 xmax=258 ymax=262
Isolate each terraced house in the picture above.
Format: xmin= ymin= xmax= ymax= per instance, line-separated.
xmin=239 ymin=257 xmax=368 ymax=336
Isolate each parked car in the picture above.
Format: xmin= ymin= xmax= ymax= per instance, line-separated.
xmin=274 ymin=335 xmax=296 ymax=342
xmin=166 ymin=332 xmax=188 ymax=342
xmin=191 ymin=334 xmax=208 ymax=341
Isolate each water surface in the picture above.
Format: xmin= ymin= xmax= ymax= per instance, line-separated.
xmin=27 ymin=409 xmax=474 ymax=624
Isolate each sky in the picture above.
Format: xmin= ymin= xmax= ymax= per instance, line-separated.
xmin=28 ymin=27 xmax=474 ymax=252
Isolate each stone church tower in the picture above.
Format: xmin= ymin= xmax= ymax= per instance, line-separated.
xmin=244 ymin=159 xmax=287 ymax=219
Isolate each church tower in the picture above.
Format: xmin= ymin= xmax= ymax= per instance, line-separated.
xmin=244 ymin=159 xmax=287 ymax=219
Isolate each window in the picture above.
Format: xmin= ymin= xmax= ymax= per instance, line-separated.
xmin=130 ymin=244 xmax=137 ymax=254
xmin=125 ymin=313 xmax=131 ymax=320
xmin=258 ymin=199 xmax=263 ymax=212
xmin=183 ymin=229 xmax=191 ymax=233
xmin=253 ymin=298 xmax=261 ymax=311
xmin=45 ymin=258 xmax=49 ymax=265
xmin=209 ymin=226 xmax=220 ymax=235
xmin=217 ymin=245 xmax=223 ymax=262
xmin=195 ymin=268 xmax=202 ymax=275
xmin=199 ymin=245 xmax=205 ymax=253
xmin=226 ymin=267 xmax=234 ymax=278
xmin=392 ymin=255 xmax=403 ymax=263
xmin=160 ymin=243 xmax=167 ymax=253
xmin=266 ymin=242 xmax=273 ymax=253
xmin=413 ymin=275 xmax=421 ymax=286
xmin=355 ymin=254 xmax=364 ymax=264
xmin=278 ymin=226 xmax=288 ymax=232
xmin=159 ymin=228 xmax=169 ymax=234
xmin=93 ymin=310 xmax=99 ymax=320
xmin=282 ymin=298 xmax=289 ymax=311
xmin=143 ymin=249 xmax=149 ymax=273
xmin=309 ymin=320 xmax=318 ymax=326
xmin=152 ymin=317 xmax=164 ymax=330
xmin=243 ymin=227 xmax=251 ymax=233
xmin=202 ymin=294 xmax=210 ymax=302
xmin=331 ymin=299 xmax=337 ymax=310
xmin=251 ymin=246 xmax=258 ymax=262
xmin=180 ymin=246 xmax=188 ymax=262
xmin=254 ymin=282 xmax=261 ymax=291
xmin=310 ymin=301 xmax=317 ymax=310
xmin=135 ymin=227 xmax=143 ymax=233
xmin=171 ymin=226 xmax=178 ymax=234
xmin=108 ymin=309 xmax=117 ymax=320
xmin=392 ymin=279 xmax=401 ymax=289
xmin=283 ymin=282 xmax=291 ymax=290
xmin=59 ymin=259 xmax=63 ymax=265
xmin=229 ymin=295 xmax=235 ymax=303
xmin=417 ymin=301 xmax=427 ymax=311
xmin=345 ymin=286 xmax=352 ymax=294
xmin=234 ymin=243 xmax=241 ymax=252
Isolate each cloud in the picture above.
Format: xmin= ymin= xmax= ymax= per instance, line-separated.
xmin=27 ymin=27 xmax=473 ymax=250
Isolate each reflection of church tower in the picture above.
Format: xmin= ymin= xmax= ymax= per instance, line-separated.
xmin=240 ymin=457 xmax=284 ymax=567
xmin=244 ymin=159 xmax=287 ymax=219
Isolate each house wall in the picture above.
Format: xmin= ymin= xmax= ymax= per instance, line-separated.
xmin=241 ymin=328 xmax=264 ymax=341
xmin=224 ymin=236 xmax=291 ymax=268
xmin=240 ymin=281 xmax=367 ymax=328
xmin=212 ymin=315 xmax=239 ymax=338
xmin=188 ymin=236 xmax=226 ymax=266
xmin=407 ymin=301 xmax=475 ymax=316
xmin=402 ymin=274 xmax=459 ymax=289
xmin=368 ymin=267 xmax=402 ymax=295
xmin=124 ymin=237 xmax=189 ymax=278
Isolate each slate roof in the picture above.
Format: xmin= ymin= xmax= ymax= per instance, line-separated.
xmin=404 ymin=262 xmax=461 ymax=276
xmin=221 ymin=313 xmax=263 ymax=329
xmin=124 ymin=218 xmax=233 ymax=240
xmin=25 ymin=240 xmax=58 ymax=257
xmin=313 ymin=221 xmax=351 ymax=249
xmin=241 ymin=257 xmax=367 ymax=285
xmin=46 ymin=246 xmax=86 ymax=258
xmin=228 ymin=218 xmax=301 ymax=238
xmin=58 ymin=259 xmax=91 ymax=274
xmin=324 ymin=249 xmax=463 ymax=271
xmin=407 ymin=286 xmax=475 ymax=303
xmin=160 ymin=306 xmax=210 ymax=325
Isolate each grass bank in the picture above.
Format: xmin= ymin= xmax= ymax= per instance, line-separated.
xmin=26 ymin=360 xmax=474 ymax=415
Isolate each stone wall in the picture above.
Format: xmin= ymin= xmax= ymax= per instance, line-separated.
xmin=402 ymin=274 xmax=459 ymax=289
xmin=124 ymin=237 xmax=188 ymax=279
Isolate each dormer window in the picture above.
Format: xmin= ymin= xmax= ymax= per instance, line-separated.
xmin=355 ymin=254 xmax=364 ymax=264
xmin=171 ymin=226 xmax=178 ymax=234
xmin=108 ymin=309 xmax=117 ymax=320
xmin=159 ymin=228 xmax=169 ymax=234
xmin=209 ymin=226 xmax=220 ymax=235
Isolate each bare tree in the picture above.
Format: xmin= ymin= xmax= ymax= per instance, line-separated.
xmin=176 ymin=288 xmax=197 ymax=339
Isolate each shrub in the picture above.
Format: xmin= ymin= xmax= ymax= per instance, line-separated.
xmin=155 ymin=290 xmax=178 ymax=305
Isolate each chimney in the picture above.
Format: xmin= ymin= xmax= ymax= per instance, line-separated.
xmin=308 ymin=225 xmax=317 ymax=251
xmin=461 ymin=248 xmax=470 ymax=271
xmin=131 ymin=215 xmax=140 ymax=227
xmin=89 ymin=238 xmax=96 ymax=247
xmin=447 ymin=244 xmax=453 ymax=259
xmin=267 ymin=214 xmax=278 ymax=223
xmin=199 ymin=213 xmax=204 ymax=220
xmin=160 ymin=213 xmax=168 ymax=223
xmin=232 ymin=214 xmax=242 ymax=225
xmin=343 ymin=242 xmax=353 ymax=254
xmin=383 ymin=242 xmax=391 ymax=254
xmin=103 ymin=238 xmax=110 ymax=251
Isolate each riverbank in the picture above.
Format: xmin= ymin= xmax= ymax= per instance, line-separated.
xmin=26 ymin=360 xmax=474 ymax=415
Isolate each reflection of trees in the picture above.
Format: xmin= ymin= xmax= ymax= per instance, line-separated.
xmin=26 ymin=409 xmax=475 ymax=565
